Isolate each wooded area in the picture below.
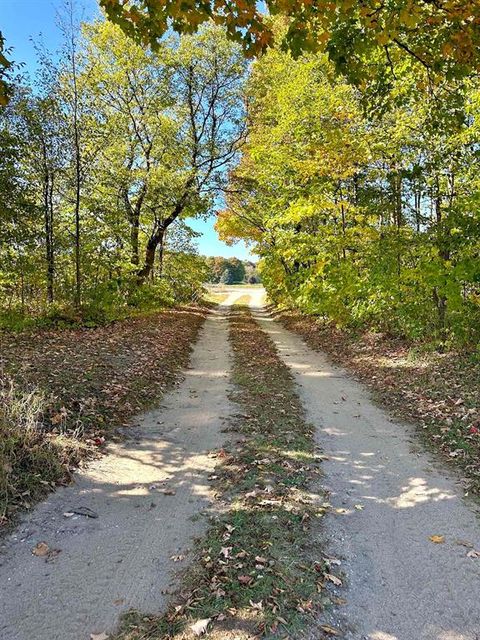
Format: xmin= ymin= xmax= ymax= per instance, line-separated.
xmin=1 ymin=2 xmax=480 ymax=345
xmin=217 ymin=21 xmax=480 ymax=346
xmin=0 ymin=12 xmax=246 ymax=328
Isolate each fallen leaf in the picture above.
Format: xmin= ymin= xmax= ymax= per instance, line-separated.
xmin=45 ymin=548 xmax=62 ymax=562
xmin=170 ymin=554 xmax=185 ymax=562
xmin=32 ymin=542 xmax=50 ymax=557
xmin=90 ymin=633 xmax=109 ymax=640
xmin=325 ymin=557 xmax=341 ymax=566
xmin=325 ymin=573 xmax=342 ymax=586
xmin=467 ymin=549 xmax=480 ymax=558
xmin=455 ymin=539 xmax=474 ymax=548
xmin=320 ymin=624 xmax=341 ymax=636
xmin=238 ymin=575 xmax=253 ymax=585
xmin=429 ymin=535 xmax=445 ymax=544
xmin=161 ymin=489 xmax=176 ymax=496
xmin=190 ymin=618 xmax=211 ymax=636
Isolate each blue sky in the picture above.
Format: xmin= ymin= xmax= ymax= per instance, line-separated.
xmin=1 ymin=0 xmax=254 ymax=260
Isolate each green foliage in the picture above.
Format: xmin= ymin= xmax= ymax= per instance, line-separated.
xmin=220 ymin=43 xmax=480 ymax=347
xmin=0 ymin=31 xmax=12 ymax=106
xmin=205 ymin=256 xmax=250 ymax=283
xmin=100 ymin=0 xmax=480 ymax=87
xmin=0 ymin=21 xmax=245 ymax=327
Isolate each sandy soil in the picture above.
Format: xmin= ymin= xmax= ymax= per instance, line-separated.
xmin=0 ymin=293 xmax=244 ymax=640
xmin=251 ymin=305 xmax=480 ymax=640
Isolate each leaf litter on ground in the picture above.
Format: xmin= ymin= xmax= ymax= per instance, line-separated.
xmin=111 ymin=306 xmax=338 ymax=640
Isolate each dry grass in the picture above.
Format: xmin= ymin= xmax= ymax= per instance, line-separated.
xmin=0 ymin=379 xmax=86 ymax=523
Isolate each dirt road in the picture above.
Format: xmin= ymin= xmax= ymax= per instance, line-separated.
xmin=0 ymin=291 xmax=247 ymax=640
xmin=252 ymin=305 xmax=480 ymax=640
xmin=1 ymin=289 xmax=479 ymax=640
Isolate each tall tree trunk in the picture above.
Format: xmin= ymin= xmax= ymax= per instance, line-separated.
xmin=66 ymin=0 xmax=82 ymax=308
xmin=130 ymin=213 xmax=140 ymax=266
xmin=157 ymin=227 xmax=167 ymax=277
xmin=42 ymin=145 xmax=55 ymax=304
xmin=73 ymin=88 xmax=81 ymax=308
xmin=433 ymin=175 xmax=449 ymax=339
xmin=391 ymin=169 xmax=403 ymax=277
xmin=46 ymin=175 xmax=55 ymax=303
xmin=414 ymin=188 xmax=421 ymax=232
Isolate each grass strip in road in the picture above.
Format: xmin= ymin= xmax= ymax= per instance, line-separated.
xmin=115 ymin=306 xmax=332 ymax=640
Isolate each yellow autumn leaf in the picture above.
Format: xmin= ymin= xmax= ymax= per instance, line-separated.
xmin=429 ymin=535 xmax=445 ymax=544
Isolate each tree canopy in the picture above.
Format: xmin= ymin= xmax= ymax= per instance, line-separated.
xmin=217 ymin=36 xmax=480 ymax=345
xmin=101 ymin=0 xmax=480 ymax=82
xmin=0 ymin=17 xmax=246 ymax=326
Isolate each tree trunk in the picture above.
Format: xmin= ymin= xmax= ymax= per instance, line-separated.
xmin=157 ymin=227 xmax=167 ymax=277
xmin=73 ymin=141 xmax=81 ymax=308
xmin=66 ymin=0 xmax=82 ymax=308
xmin=433 ymin=175 xmax=449 ymax=340
xmin=137 ymin=227 xmax=165 ymax=283
xmin=42 ymin=149 xmax=55 ymax=304
xmin=130 ymin=213 xmax=140 ymax=266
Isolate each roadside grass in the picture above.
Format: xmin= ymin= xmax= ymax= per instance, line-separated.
xmin=276 ymin=309 xmax=480 ymax=494
xmin=0 ymin=305 xmax=209 ymax=525
xmin=202 ymin=291 xmax=230 ymax=305
xmin=0 ymin=380 xmax=87 ymax=523
xmin=113 ymin=306 xmax=332 ymax=640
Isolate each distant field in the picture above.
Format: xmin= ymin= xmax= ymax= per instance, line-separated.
xmin=205 ymin=283 xmax=264 ymax=289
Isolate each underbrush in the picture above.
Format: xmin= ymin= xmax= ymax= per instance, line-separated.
xmin=0 ymin=379 xmax=86 ymax=524
xmin=0 ymin=278 xmax=205 ymax=332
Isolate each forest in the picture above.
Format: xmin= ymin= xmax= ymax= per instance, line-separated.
xmin=217 ymin=25 xmax=480 ymax=346
xmin=0 ymin=2 xmax=479 ymax=345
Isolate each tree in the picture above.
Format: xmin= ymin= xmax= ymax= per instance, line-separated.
xmin=219 ymin=268 xmax=233 ymax=285
xmin=220 ymin=38 xmax=480 ymax=344
xmin=0 ymin=31 xmax=11 ymax=105
xmin=135 ymin=25 xmax=247 ymax=282
xmin=101 ymin=0 xmax=480 ymax=84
